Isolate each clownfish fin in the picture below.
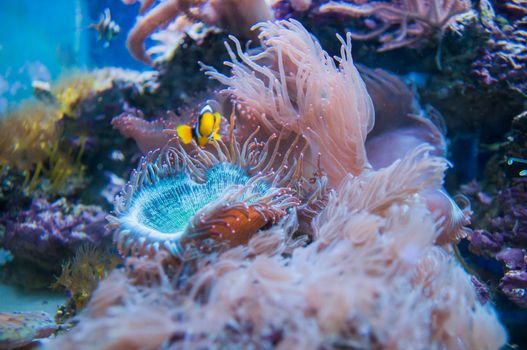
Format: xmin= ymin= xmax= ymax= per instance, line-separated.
xmin=211 ymin=112 xmax=222 ymax=141
xmin=213 ymin=112 xmax=221 ymax=130
xmin=197 ymin=137 xmax=209 ymax=147
xmin=176 ymin=125 xmax=193 ymax=144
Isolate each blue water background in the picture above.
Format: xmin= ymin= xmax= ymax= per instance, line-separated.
xmin=0 ymin=0 xmax=146 ymax=113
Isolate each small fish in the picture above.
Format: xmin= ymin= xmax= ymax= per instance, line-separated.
xmin=89 ymin=9 xmax=120 ymax=47
xmin=507 ymin=157 xmax=527 ymax=176
xmin=176 ymin=104 xmax=222 ymax=147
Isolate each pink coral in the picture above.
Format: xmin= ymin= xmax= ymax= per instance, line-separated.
xmin=318 ymin=0 xmax=472 ymax=51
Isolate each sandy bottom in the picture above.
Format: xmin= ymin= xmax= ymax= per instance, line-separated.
xmin=0 ymin=282 xmax=66 ymax=315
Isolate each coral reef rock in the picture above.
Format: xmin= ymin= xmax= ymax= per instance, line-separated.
xmin=0 ymin=311 xmax=56 ymax=349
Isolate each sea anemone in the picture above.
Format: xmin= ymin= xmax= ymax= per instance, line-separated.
xmin=44 ymin=144 xmax=506 ymax=350
xmin=107 ymin=121 xmax=312 ymax=259
xmin=204 ymin=19 xmax=375 ymax=186
xmin=111 ymin=109 xmax=176 ymax=153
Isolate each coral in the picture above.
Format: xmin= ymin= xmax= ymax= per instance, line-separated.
xmin=288 ymin=0 xmax=313 ymax=12
xmin=53 ymin=72 xmax=98 ymax=118
xmin=317 ymin=0 xmax=472 ymax=51
xmin=147 ymin=16 xmax=223 ymax=64
xmin=0 ymin=67 xmax=161 ymax=204
xmin=54 ymin=69 xmax=160 ymax=117
xmin=36 ymin=69 xmax=156 ymax=119
xmin=0 ymin=198 xmax=109 ymax=272
xmin=204 ymin=19 xmax=375 ymax=186
xmin=107 ymin=120 xmax=325 ymax=259
xmin=458 ymin=111 xmax=527 ymax=308
xmin=0 ymin=74 xmax=116 ymax=194
xmin=0 ymin=311 xmax=56 ymax=349
xmin=467 ymin=177 xmax=527 ymax=307
xmin=53 ymin=244 xmax=122 ymax=317
xmin=0 ymin=102 xmax=63 ymax=191
xmin=44 ymin=145 xmax=506 ymax=350
xmin=124 ymin=0 xmax=273 ymax=65
xmin=472 ymin=0 xmax=527 ymax=96
xmin=272 ymin=0 xmax=333 ymax=20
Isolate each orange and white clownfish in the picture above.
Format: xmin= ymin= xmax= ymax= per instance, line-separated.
xmin=176 ymin=104 xmax=221 ymax=147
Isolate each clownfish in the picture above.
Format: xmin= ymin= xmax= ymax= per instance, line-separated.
xmin=176 ymin=104 xmax=222 ymax=147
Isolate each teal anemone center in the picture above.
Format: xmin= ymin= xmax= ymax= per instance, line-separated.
xmin=131 ymin=163 xmax=267 ymax=234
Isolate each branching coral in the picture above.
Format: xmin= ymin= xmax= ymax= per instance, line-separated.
xmin=124 ymin=0 xmax=273 ymax=65
xmin=204 ymin=19 xmax=375 ymax=186
xmin=107 ymin=120 xmax=325 ymax=259
xmin=44 ymin=144 xmax=506 ymax=350
xmin=318 ymin=0 xmax=472 ymax=51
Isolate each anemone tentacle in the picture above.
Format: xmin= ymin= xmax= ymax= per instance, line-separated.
xmin=107 ymin=121 xmax=324 ymax=260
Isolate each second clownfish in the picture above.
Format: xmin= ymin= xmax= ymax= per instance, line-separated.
xmin=176 ymin=104 xmax=221 ymax=147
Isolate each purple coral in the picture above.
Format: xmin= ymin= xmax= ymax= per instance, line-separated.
xmin=493 ymin=177 xmax=527 ymax=245
xmin=500 ymin=270 xmax=527 ymax=307
xmin=468 ymin=177 xmax=527 ymax=307
xmin=0 ymin=198 xmax=109 ymax=271
xmin=472 ymin=0 xmax=527 ymax=95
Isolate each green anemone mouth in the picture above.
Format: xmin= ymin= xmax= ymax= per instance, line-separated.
xmin=125 ymin=163 xmax=268 ymax=235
